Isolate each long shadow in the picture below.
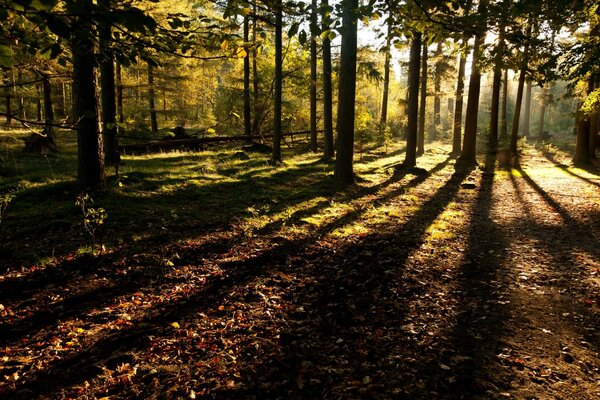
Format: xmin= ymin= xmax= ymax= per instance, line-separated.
xmin=541 ymin=150 xmax=600 ymax=189
xmin=2 ymin=157 xmax=465 ymax=398
xmin=227 ymin=163 xmax=473 ymax=398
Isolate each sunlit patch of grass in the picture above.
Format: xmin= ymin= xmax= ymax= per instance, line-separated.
xmin=424 ymin=204 xmax=464 ymax=242
xmin=330 ymin=222 xmax=370 ymax=237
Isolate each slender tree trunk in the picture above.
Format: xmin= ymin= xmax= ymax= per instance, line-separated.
xmin=3 ymin=71 xmax=11 ymax=125
xmin=433 ymin=41 xmax=442 ymax=138
xmin=252 ymin=3 xmax=261 ymax=135
xmin=522 ymin=81 xmax=532 ymax=137
xmin=334 ymin=0 xmax=358 ymax=185
xmin=380 ymin=18 xmax=392 ymax=140
xmin=417 ymin=41 xmax=427 ymax=155
xmin=99 ymin=0 xmax=118 ymax=165
xmin=489 ymin=21 xmax=505 ymax=154
xmin=589 ymin=76 xmax=598 ymax=159
xmin=147 ymin=63 xmax=158 ymax=134
xmin=36 ymin=83 xmax=42 ymax=122
xmin=458 ymin=0 xmax=488 ymax=167
xmin=17 ymin=70 xmax=26 ymax=120
xmin=500 ymin=68 xmax=508 ymax=139
xmin=509 ymin=22 xmax=531 ymax=157
xmin=309 ymin=0 xmax=318 ymax=151
xmin=574 ymin=118 xmax=591 ymax=165
xmin=40 ymin=72 xmax=54 ymax=142
xmin=403 ymin=32 xmax=422 ymax=167
xmin=71 ymin=3 xmax=105 ymax=187
xmin=61 ymin=81 xmax=68 ymax=120
xmin=321 ymin=0 xmax=334 ymax=159
xmin=271 ymin=0 xmax=283 ymax=164
xmin=243 ymin=14 xmax=252 ymax=141
xmin=116 ymin=63 xmax=124 ymax=124
xmin=538 ymin=85 xmax=547 ymax=138
xmin=452 ymin=49 xmax=467 ymax=155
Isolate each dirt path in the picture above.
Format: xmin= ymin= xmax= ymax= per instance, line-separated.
xmin=1 ymin=147 xmax=599 ymax=399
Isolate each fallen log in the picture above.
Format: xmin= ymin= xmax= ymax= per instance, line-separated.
xmin=119 ymin=131 xmax=321 ymax=154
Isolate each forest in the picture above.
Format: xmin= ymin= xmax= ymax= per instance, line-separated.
xmin=0 ymin=0 xmax=599 ymax=399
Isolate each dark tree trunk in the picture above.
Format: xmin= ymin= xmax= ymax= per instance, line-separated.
xmin=271 ymin=0 xmax=283 ymax=164
xmin=510 ymin=22 xmax=531 ymax=157
xmin=458 ymin=0 xmax=488 ymax=167
xmin=71 ymin=4 xmax=105 ymax=187
xmin=116 ymin=62 xmax=124 ymax=123
xmin=309 ymin=0 xmax=318 ymax=152
xmin=588 ymin=76 xmax=598 ymax=159
xmin=452 ymin=48 xmax=467 ymax=155
xmin=147 ymin=63 xmax=158 ymax=134
xmin=417 ymin=41 xmax=427 ymax=156
xmin=99 ymin=0 xmax=118 ymax=165
xmin=574 ymin=118 xmax=591 ymax=165
xmin=334 ymin=0 xmax=358 ymax=185
xmin=403 ymin=32 xmax=422 ymax=167
xmin=500 ymin=68 xmax=508 ymax=139
xmin=252 ymin=2 xmax=261 ymax=135
xmin=36 ymin=83 xmax=42 ymax=122
xmin=522 ymin=81 xmax=532 ymax=137
xmin=40 ymin=72 xmax=54 ymax=142
xmin=17 ymin=70 xmax=26 ymax=120
xmin=321 ymin=0 xmax=334 ymax=159
xmin=433 ymin=41 xmax=442 ymax=138
xmin=3 ymin=70 xmax=12 ymax=125
xmin=489 ymin=21 xmax=505 ymax=154
xmin=61 ymin=81 xmax=68 ymax=121
xmin=243 ymin=14 xmax=252 ymax=141
xmin=380 ymin=18 xmax=392 ymax=139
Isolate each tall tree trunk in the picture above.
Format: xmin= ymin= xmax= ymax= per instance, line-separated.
xmin=574 ymin=118 xmax=591 ymax=165
xmin=522 ymin=81 xmax=532 ymax=137
xmin=403 ymin=32 xmax=422 ymax=167
xmin=588 ymin=75 xmax=598 ymax=159
xmin=538 ymin=85 xmax=548 ymax=138
xmin=71 ymin=4 xmax=105 ymax=187
xmin=36 ymin=83 xmax=42 ymax=122
xmin=458 ymin=0 xmax=488 ymax=167
xmin=243 ymin=14 xmax=252 ymax=141
xmin=309 ymin=0 xmax=318 ymax=151
xmin=271 ymin=0 xmax=283 ymax=164
xmin=147 ymin=63 xmax=158 ymax=134
xmin=17 ymin=70 xmax=26 ymax=120
xmin=3 ymin=70 xmax=12 ymax=125
xmin=40 ymin=72 xmax=54 ymax=142
xmin=116 ymin=62 xmax=124 ymax=123
xmin=61 ymin=81 xmax=68 ymax=121
xmin=321 ymin=0 xmax=334 ymax=159
xmin=379 ymin=17 xmax=392 ymax=140
xmin=99 ymin=0 xmax=118 ymax=165
xmin=433 ymin=41 xmax=442 ymax=138
xmin=509 ymin=22 xmax=531 ymax=157
xmin=334 ymin=0 xmax=358 ymax=185
xmin=500 ymin=68 xmax=508 ymax=139
xmin=252 ymin=3 xmax=261 ymax=135
xmin=417 ymin=41 xmax=427 ymax=155
xmin=489 ymin=20 xmax=505 ymax=154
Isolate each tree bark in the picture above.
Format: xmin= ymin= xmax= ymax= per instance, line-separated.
xmin=243 ymin=14 xmax=252 ymax=141
xmin=509 ymin=22 xmax=531 ymax=157
xmin=489 ymin=21 xmax=505 ymax=154
xmin=271 ymin=0 xmax=283 ymax=164
xmin=334 ymin=0 xmax=358 ymax=185
xmin=17 ymin=70 xmax=26 ymax=120
xmin=574 ymin=118 xmax=591 ymax=165
xmin=116 ymin=62 xmax=124 ymax=123
xmin=380 ymin=17 xmax=392 ymax=140
xmin=147 ymin=63 xmax=158 ymax=134
xmin=538 ymin=85 xmax=547 ymax=138
xmin=522 ymin=81 xmax=532 ymax=137
xmin=458 ymin=0 xmax=488 ymax=167
xmin=321 ymin=0 xmax=334 ymax=159
xmin=99 ymin=0 xmax=118 ymax=165
xmin=451 ymin=0 xmax=472 ymax=156
xmin=309 ymin=0 xmax=318 ymax=151
xmin=417 ymin=41 xmax=427 ymax=156
xmin=403 ymin=32 xmax=422 ymax=167
xmin=433 ymin=41 xmax=443 ymax=138
xmin=40 ymin=72 xmax=54 ymax=142
xmin=36 ymin=83 xmax=42 ymax=122
xmin=71 ymin=3 xmax=105 ymax=187
xmin=3 ymin=70 xmax=11 ymax=126
xmin=252 ymin=2 xmax=261 ymax=136
xmin=500 ymin=68 xmax=508 ymax=139
xmin=589 ymin=75 xmax=598 ymax=159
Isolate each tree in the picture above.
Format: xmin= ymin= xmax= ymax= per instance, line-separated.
xmin=309 ymin=0 xmax=318 ymax=152
xmin=321 ymin=0 xmax=334 ymax=159
xmin=488 ymin=1 xmax=507 ymax=154
xmin=243 ymin=12 xmax=251 ymax=140
xmin=403 ymin=32 xmax=422 ymax=167
xmin=147 ymin=62 xmax=159 ymax=134
xmin=334 ymin=0 xmax=358 ymax=185
xmin=271 ymin=0 xmax=283 ymax=164
xmin=458 ymin=0 xmax=488 ymax=167
xmin=379 ymin=1 xmax=393 ymax=141
xmin=417 ymin=40 xmax=428 ymax=156
xmin=510 ymin=20 xmax=532 ymax=158
xmin=99 ymin=0 xmax=118 ymax=165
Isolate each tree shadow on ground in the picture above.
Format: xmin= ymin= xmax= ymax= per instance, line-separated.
xmin=2 ymin=157 xmax=462 ymax=399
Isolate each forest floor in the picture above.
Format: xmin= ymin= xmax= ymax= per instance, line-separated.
xmin=0 ymin=136 xmax=599 ymax=399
